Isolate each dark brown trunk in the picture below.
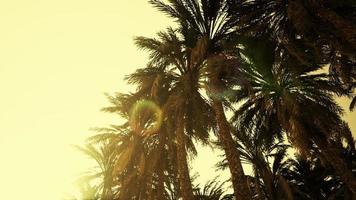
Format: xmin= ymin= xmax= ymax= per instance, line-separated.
xmin=156 ymin=128 xmax=166 ymax=200
xmin=254 ymin=174 xmax=264 ymax=200
xmin=212 ymin=99 xmax=252 ymax=200
xmin=146 ymin=174 xmax=154 ymax=200
xmin=176 ymin=110 xmax=195 ymax=200
xmin=259 ymin=167 xmax=275 ymax=200
xmin=157 ymin=166 xmax=165 ymax=200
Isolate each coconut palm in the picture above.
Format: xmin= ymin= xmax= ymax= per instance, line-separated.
xmin=123 ymin=68 xmax=182 ymax=200
xmin=217 ymin=121 xmax=293 ymax=200
xmin=235 ymin=130 xmax=292 ymax=200
xmin=81 ymin=126 xmax=150 ymax=199
xmin=148 ymin=1 xmax=252 ymax=198
xmin=109 ymin=91 xmax=184 ymax=199
xmin=283 ymin=156 xmax=334 ymax=199
xmin=218 ymin=120 xmax=355 ymax=200
xmin=320 ymin=123 xmax=356 ymax=199
xmin=282 ymin=155 xmax=356 ymax=200
xmin=235 ymin=0 xmax=356 ymax=67
xmin=233 ymin=0 xmax=356 ymax=106
xmin=75 ymin=141 xmax=116 ymax=199
xmin=193 ymin=179 xmax=233 ymax=200
xmin=229 ymin=35 xmax=356 ymax=194
xmin=133 ymin=27 xmax=216 ymax=200
xmin=81 ymin=84 xmax=178 ymax=199
xmin=95 ymin=65 xmax=197 ymax=200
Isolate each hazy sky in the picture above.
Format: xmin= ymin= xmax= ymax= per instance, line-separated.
xmin=0 ymin=1 xmax=354 ymax=199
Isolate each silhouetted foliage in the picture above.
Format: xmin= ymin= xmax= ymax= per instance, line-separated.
xmin=77 ymin=1 xmax=356 ymax=199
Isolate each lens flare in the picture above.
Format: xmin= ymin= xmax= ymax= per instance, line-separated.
xmin=129 ymin=100 xmax=163 ymax=136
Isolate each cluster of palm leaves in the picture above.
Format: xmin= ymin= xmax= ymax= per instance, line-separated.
xmin=76 ymin=1 xmax=355 ymax=200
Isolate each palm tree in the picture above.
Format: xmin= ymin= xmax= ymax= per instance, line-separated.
xmin=81 ymin=85 xmax=177 ymax=199
xmin=320 ymin=123 xmax=356 ymax=199
xmin=233 ymin=0 xmax=356 ymax=107
xmin=69 ymin=182 xmax=100 ymax=200
xmin=75 ymin=141 xmax=116 ymax=199
xmin=104 ymin=58 xmax=206 ymax=199
xmin=229 ymin=36 xmax=356 ymax=194
xmin=193 ymin=179 xmax=233 ymax=200
xmin=235 ymin=0 xmax=355 ymax=68
xmin=123 ymin=68 xmax=182 ymax=200
xmin=102 ymin=90 xmax=181 ymax=199
xmin=235 ymin=130 xmax=292 ymax=200
xmin=148 ymin=1 xmax=252 ymax=198
xmin=282 ymin=156 xmax=338 ymax=200
xmin=133 ymin=28 xmax=215 ymax=200
xmin=217 ymin=120 xmax=293 ymax=200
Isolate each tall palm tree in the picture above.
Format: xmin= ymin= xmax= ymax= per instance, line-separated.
xmin=234 ymin=130 xmax=292 ymax=200
xmin=83 ymin=126 xmax=150 ymax=199
xmin=103 ymin=87 xmax=183 ymax=199
xmin=82 ymin=84 xmax=177 ymax=199
xmin=282 ymin=150 xmax=356 ymax=200
xmin=235 ymin=0 xmax=356 ymax=67
xmin=148 ymin=1 xmax=252 ymax=198
xmin=134 ymin=28 xmax=215 ymax=200
xmin=217 ymin=120 xmax=293 ymax=200
xmin=123 ymin=67 xmax=182 ymax=200
xmin=75 ymin=141 xmax=116 ymax=199
xmin=233 ymin=0 xmax=356 ymax=107
xmin=230 ymin=36 xmax=356 ymax=194
xmin=110 ymin=56 xmax=210 ymax=199
xmin=282 ymin=156 xmax=339 ymax=200
xmin=193 ymin=179 xmax=233 ymax=200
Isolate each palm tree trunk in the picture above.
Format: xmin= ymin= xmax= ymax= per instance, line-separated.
xmin=157 ymin=166 xmax=165 ymax=200
xmin=212 ymin=99 xmax=252 ymax=199
xmin=259 ymin=168 xmax=275 ymax=200
xmin=315 ymin=139 xmax=356 ymax=197
xmin=254 ymin=174 xmax=264 ymax=200
xmin=176 ymin=110 xmax=195 ymax=200
xmin=157 ymin=129 xmax=166 ymax=200
xmin=146 ymin=174 xmax=154 ymax=200
xmin=101 ymin=175 xmax=113 ymax=200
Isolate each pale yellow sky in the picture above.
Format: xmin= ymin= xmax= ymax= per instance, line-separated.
xmin=0 ymin=1 xmax=227 ymax=199
xmin=0 ymin=1 xmax=354 ymax=199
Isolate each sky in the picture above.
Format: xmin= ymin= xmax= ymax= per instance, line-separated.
xmin=0 ymin=1 xmax=354 ymax=199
